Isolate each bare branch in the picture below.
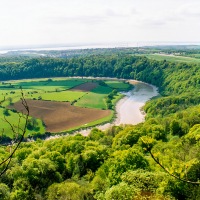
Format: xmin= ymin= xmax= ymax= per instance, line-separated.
xmin=0 ymin=89 xmax=29 ymax=176
xmin=140 ymin=136 xmax=200 ymax=185
xmin=149 ymin=149 xmax=200 ymax=185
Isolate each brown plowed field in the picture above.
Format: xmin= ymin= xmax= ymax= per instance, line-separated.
xmin=70 ymin=82 xmax=98 ymax=91
xmin=12 ymin=100 xmax=111 ymax=133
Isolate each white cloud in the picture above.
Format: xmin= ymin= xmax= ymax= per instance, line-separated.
xmin=105 ymin=9 xmax=128 ymax=18
xmin=0 ymin=0 xmax=199 ymax=47
xmin=48 ymin=15 xmax=107 ymax=25
xmin=178 ymin=3 xmax=200 ymax=18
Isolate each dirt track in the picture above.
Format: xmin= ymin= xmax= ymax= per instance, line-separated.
xmin=12 ymin=100 xmax=111 ymax=133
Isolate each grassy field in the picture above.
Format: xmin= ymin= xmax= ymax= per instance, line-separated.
xmin=75 ymin=86 xmax=112 ymax=109
xmin=27 ymin=90 xmax=86 ymax=102
xmin=12 ymin=79 xmax=86 ymax=91
xmin=0 ymin=79 xmax=87 ymax=105
xmin=105 ymin=80 xmax=130 ymax=90
xmin=0 ymin=107 xmax=45 ymax=138
xmin=0 ymin=78 xmax=129 ymax=137
xmin=0 ymin=89 xmax=33 ymax=107
xmin=144 ymin=54 xmax=200 ymax=63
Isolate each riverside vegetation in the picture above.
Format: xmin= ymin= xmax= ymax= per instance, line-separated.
xmin=0 ymin=50 xmax=200 ymax=199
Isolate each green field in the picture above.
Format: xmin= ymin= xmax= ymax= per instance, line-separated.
xmin=144 ymin=54 xmax=200 ymax=63
xmin=27 ymin=90 xmax=86 ymax=102
xmin=0 ymin=89 xmax=33 ymax=107
xmin=0 ymin=78 xmax=130 ymax=138
xmin=75 ymin=86 xmax=112 ymax=109
xmin=105 ymin=80 xmax=130 ymax=90
xmin=0 ymin=107 xmax=45 ymax=138
xmin=0 ymin=79 xmax=87 ymax=105
xmin=12 ymin=79 xmax=86 ymax=91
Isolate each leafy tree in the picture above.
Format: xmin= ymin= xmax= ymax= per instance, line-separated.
xmin=10 ymin=178 xmax=35 ymax=200
xmin=0 ymin=183 xmax=10 ymax=200
xmin=88 ymin=128 xmax=104 ymax=141
xmin=100 ymin=147 xmax=149 ymax=185
xmin=3 ymin=109 xmax=10 ymax=116
xmin=46 ymin=181 xmax=91 ymax=200
xmin=105 ymin=182 xmax=138 ymax=200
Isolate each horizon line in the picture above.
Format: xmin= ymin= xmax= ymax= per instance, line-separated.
xmin=0 ymin=41 xmax=200 ymax=52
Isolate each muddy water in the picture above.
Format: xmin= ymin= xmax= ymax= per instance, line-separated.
xmin=79 ymin=80 xmax=159 ymax=136
xmin=115 ymin=80 xmax=158 ymax=125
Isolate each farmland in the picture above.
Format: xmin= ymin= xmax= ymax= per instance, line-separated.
xmin=11 ymin=100 xmax=111 ymax=133
xmin=75 ymin=86 xmax=112 ymax=109
xmin=0 ymin=78 xmax=130 ymax=137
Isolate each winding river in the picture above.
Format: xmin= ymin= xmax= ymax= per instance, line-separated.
xmin=78 ymin=80 xmax=159 ymax=136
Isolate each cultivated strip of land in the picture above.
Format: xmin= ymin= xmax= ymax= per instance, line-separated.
xmin=11 ymin=99 xmax=111 ymax=133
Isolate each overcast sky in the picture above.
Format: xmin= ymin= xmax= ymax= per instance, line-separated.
xmin=0 ymin=0 xmax=200 ymax=48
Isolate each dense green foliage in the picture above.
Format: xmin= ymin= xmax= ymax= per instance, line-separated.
xmin=0 ymin=51 xmax=200 ymax=199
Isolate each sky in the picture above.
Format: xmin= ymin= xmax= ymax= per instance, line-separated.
xmin=0 ymin=0 xmax=200 ymax=48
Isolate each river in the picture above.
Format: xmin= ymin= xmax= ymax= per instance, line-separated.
xmin=77 ymin=80 xmax=159 ymax=136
